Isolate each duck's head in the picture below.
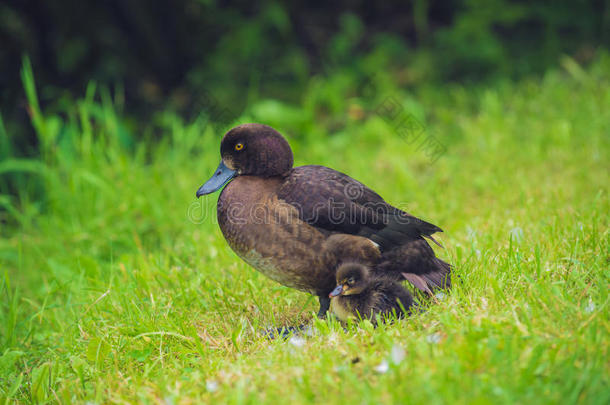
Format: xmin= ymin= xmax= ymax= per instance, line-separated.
xmin=196 ymin=123 xmax=293 ymax=197
xmin=329 ymin=263 xmax=370 ymax=297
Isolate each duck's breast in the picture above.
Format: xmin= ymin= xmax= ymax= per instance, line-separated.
xmin=217 ymin=176 xmax=332 ymax=294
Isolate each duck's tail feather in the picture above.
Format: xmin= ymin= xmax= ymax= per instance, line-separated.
xmin=401 ymin=273 xmax=433 ymax=295
xmin=400 ymin=257 xmax=451 ymax=295
xmin=374 ymin=238 xmax=452 ymax=289
xmin=427 ymin=234 xmax=444 ymax=248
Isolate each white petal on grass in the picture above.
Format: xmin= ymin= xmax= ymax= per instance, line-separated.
xmin=374 ymin=359 xmax=389 ymax=374
xmin=481 ymin=297 xmax=488 ymax=309
xmin=390 ymin=345 xmax=406 ymax=364
xmin=301 ymin=325 xmax=315 ymax=337
xmin=584 ymin=300 xmax=595 ymax=314
xmin=427 ymin=333 xmax=442 ymax=344
xmin=435 ymin=292 xmax=446 ymax=301
xmin=206 ymin=380 xmax=219 ymax=393
xmin=510 ymin=227 xmax=523 ymax=243
xmin=466 ymin=227 xmax=477 ymax=240
xmin=289 ymin=336 xmax=306 ymax=348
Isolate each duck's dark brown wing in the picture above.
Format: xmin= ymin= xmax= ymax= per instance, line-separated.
xmin=277 ymin=165 xmax=442 ymax=250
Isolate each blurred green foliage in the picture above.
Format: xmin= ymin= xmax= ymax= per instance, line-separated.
xmin=1 ymin=1 xmax=607 ymax=137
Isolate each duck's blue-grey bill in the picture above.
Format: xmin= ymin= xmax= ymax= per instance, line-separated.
xmin=196 ymin=161 xmax=236 ymax=197
xmin=329 ymin=285 xmax=344 ymax=297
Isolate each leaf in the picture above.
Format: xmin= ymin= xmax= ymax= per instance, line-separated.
xmin=31 ymin=362 xmax=51 ymax=403
xmin=128 ymin=348 xmax=152 ymax=362
xmin=0 ymin=349 xmax=25 ymax=374
xmin=0 ymin=159 xmax=47 ymax=176
xmin=86 ymin=338 xmax=110 ymax=365
xmin=6 ymin=372 xmax=23 ymax=399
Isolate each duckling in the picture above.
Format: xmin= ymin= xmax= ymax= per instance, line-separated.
xmin=329 ymin=263 xmax=414 ymax=323
xmin=196 ymin=123 xmax=449 ymax=319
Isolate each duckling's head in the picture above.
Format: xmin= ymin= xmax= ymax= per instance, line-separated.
xmin=329 ymin=263 xmax=370 ymax=297
xmin=196 ymin=123 xmax=293 ymax=197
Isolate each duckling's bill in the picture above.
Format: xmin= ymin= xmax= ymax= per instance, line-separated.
xmin=196 ymin=161 xmax=236 ymax=197
xmin=329 ymin=284 xmax=344 ymax=297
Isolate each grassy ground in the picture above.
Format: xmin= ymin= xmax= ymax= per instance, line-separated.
xmin=0 ymin=55 xmax=608 ymax=403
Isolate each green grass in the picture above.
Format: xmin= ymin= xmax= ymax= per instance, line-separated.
xmin=0 ymin=54 xmax=608 ymax=404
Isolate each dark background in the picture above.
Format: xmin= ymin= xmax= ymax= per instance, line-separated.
xmin=1 ymin=0 xmax=608 ymax=155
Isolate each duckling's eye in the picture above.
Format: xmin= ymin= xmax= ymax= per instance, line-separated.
xmin=347 ymin=277 xmax=355 ymax=285
xmin=235 ymin=143 xmax=244 ymax=151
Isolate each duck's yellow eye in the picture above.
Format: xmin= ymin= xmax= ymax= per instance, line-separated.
xmin=235 ymin=143 xmax=244 ymax=151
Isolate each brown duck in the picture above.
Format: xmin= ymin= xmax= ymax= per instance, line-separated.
xmin=329 ymin=262 xmax=414 ymax=323
xmin=196 ymin=123 xmax=450 ymax=317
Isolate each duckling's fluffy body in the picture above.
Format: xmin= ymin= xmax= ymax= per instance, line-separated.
xmin=329 ymin=278 xmax=413 ymax=322
xmin=328 ymin=263 xmax=414 ymax=322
